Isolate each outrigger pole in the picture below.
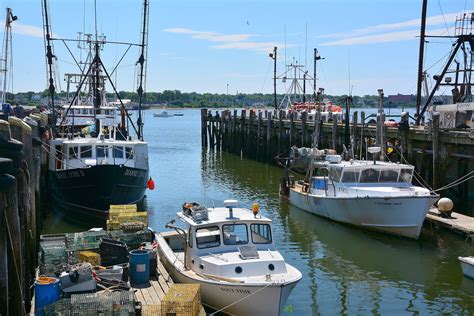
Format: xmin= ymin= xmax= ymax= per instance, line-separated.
xmin=42 ymin=0 xmax=56 ymax=137
xmin=136 ymin=0 xmax=149 ymax=140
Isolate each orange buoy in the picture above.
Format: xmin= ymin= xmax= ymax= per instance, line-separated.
xmin=147 ymin=177 xmax=155 ymax=190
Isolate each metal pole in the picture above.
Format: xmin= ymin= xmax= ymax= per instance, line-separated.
xmin=303 ymin=72 xmax=306 ymax=103
xmin=415 ymin=0 xmax=428 ymax=120
xmin=313 ymin=48 xmax=317 ymax=102
xmin=273 ymin=47 xmax=277 ymax=110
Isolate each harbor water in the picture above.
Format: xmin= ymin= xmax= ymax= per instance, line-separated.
xmin=43 ymin=109 xmax=474 ymax=314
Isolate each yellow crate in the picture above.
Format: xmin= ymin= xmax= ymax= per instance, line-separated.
xmin=114 ymin=212 xmax=148 ymax=225
xmin=161 ymin=284 xmax=201 ymax=316
xmin=78 ymin=251 xmax=101 ymax=266
xmin=109 ymin=204 xmax=138 ymax=212
xmin=109 ymin=210 xmax=147 ymax=220
xmin=106 ymin=220 xmax=146 ymax=231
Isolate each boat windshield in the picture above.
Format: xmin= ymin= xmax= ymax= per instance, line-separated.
xmin=196 ymin=226 xmax=220 ymax=249
xmin=399 ymin=168 xmax=413 ymax=183
xmin=222 ymin=224 xmax=248 ymax=245
xmin=359 ymin=168 xmax=380 ymax=183
xmin=341 ymin=170 xmax=360 ymax=183
xmin=251 ymin=224 xmax=272 ymax=244
xmin=329 ymin=167 xmax=342 ymax=182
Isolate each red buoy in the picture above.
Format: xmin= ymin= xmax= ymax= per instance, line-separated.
xmin=147 ymin=177 xmax=155 ymax=190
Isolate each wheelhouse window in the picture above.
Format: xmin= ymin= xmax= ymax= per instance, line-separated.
xmin=96 ymin=146 xmax=108 ymax=158
xmin=68 ymin=146 xmax=79 ymax=159
xmin=222 ymin=224 xmax=248 ymax=245
xmin=125 ymin=147 xmax=134 ymax=159
xmin=196 ymin=226 xmax=220 ymax=249
xmin=379 ymin=169 xmax=399 ymax=182
xmin=341 ymin=170 xmax=360 ymax=183
xmin=329 ymin=167 xmax=342 ymax=182
xmin=399 ymin=168 xmax=413 ymax=183
xmin=80 ymin=146 xmax=92 ymax=158
xmin=113 ymin=146 xmax=124 ymax=159
xmin=360 ymin=168 xmax=380 ymax=183
xmin=251 ymin=224 xmax=272 ymax=244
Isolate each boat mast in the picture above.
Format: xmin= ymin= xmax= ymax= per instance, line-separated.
xmin=415 ymin=0 xmax=427 ymax=120
xmin=416 ymin=13 xmax=474 ymax=125
xmin=42 ymin=0 xmax=57 ymax=137
xmin=136 ymin=0 xmax=149 ymax=141
xmin=0 ymin=8 xmax=15 ymax=105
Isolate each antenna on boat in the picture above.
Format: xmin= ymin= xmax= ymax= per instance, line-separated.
xmin=136 ymin=0 xmax=150 ymax=141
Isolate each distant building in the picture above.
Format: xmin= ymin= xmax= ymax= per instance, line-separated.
xmin=388 ymin=94 xmax=415 ymax=103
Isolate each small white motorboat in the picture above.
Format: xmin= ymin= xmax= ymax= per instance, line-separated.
xmin=285 ymin=147 xmax=439 ymax=239
xmin=459 ymin=256 xmax=474 ymax=279
xmin=153 ymin=110 xmax=174 ymax=118
xmin=157 ymin=200 xmax=302 ymax=315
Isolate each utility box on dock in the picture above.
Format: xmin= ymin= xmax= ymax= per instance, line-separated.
xmin=161 ymin=284 xmax=201 ymax=316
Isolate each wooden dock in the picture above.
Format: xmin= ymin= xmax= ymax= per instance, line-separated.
xmin=132 ymin=260 xmax=173 ymax=314
xmin=133 ymin=260 xmax=206 ymax=315
xmin=425 ymin=208 xmax=474 ymax=238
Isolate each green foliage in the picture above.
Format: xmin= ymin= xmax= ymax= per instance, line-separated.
xmin=9 ymin=89 xmax=416 ymax=108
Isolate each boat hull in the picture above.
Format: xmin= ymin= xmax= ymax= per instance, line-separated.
xmin=49 ymin=164 xmax=148 ymax=219
xmin=289 ymin=188 xmax=434 ymax=239
xmin=459 ymin=257 xmax=474 ymax=279
xmin=157 ymin=238 xmax=299 ymax=315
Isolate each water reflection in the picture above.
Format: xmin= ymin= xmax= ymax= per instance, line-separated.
xmin=44 ymin=109 xmax=474 ymax=315
xmin=200 ymin=149 xmax=474 ymax=314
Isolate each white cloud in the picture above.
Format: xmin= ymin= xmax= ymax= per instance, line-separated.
xmin=319 ymin=11 xmax=467 ymax=46
xmin=163 ymin=27 xmax=283 ymax=53
xmin=164 ymin=27 xmax=257 ymax=42
xmin=11 ymin=22 xmax=44 ymax=38
xmin=322 ymin=27 xmax=451 ymax=46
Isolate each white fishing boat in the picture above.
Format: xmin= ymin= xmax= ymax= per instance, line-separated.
xmin=153 ymin=110 xmax=174 ymax=118
xmin=284 ymin=148 xmax=439 ymax=239
xmin=157 ymin=200 xmax=302 ymax=315
xmin=459 ymin=256 xmax=474 ymax=279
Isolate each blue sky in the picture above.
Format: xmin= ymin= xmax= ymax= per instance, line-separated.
xmin=1 ymin=0 xmax=473 ymax=95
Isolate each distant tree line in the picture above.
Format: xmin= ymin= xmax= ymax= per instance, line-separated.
xmin=7 ymin=89 xmax=425 ymax=108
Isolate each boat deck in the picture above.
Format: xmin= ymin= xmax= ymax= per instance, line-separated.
xmin=425 ymin=208 xmax=474 ymax=238
xmin=132 ymin=260 xmax=174 ymax=314
xmin=133 ymin=259 xmax=206 ymax=316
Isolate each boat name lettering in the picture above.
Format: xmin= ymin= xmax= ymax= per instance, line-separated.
xmin=124 ymin=169 xmax=146 ymax=177
xmin=375 ymin=202 xmax=402 ymax=206
xmin=220 ymin=287 xmax=251 ymax=294
xmin=57 ymin=170 xmax=85 ymax=179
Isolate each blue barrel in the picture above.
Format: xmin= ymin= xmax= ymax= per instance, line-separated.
xmin=35 ymin=277 xmax=60 ymax=315
xmin=130 ymin=249 xmax=150 ymax=284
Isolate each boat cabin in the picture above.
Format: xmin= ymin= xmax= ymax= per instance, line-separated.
xmin=60 ymin=104 xmax=117 ymax=127
xmin=48 ymin=117 xmax=148 ymax=171
xmin=310 ymin=156 xmax=415 ymax=196
xmin=164 ymin=201 xmax=288 ymax=279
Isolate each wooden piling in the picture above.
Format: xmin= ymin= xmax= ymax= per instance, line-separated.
xmin=352 ymin=111 xmax=358 ymax=158
xmin=267 ymin=111 xmax=272 ymax=161
xmin=432 ymin=112 xmax=440 ymax=189
xmin=257 ymin=111 xmax=262 ymax=161
xmin=201 ymin=109 xmax=208 ymax=147
xmin=301 ymin=112 xmax=307 ymax=147
xmin=332 ymin=116 xmax=338 ymax=150
xmin=289 ymin=112 xmax=295 ymax=147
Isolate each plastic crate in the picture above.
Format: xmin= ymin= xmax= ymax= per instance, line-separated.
xmin=78 ymin=251 xmax=101 ymax=266
xmin=161 ymin=284 xmax=201 ymax=316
